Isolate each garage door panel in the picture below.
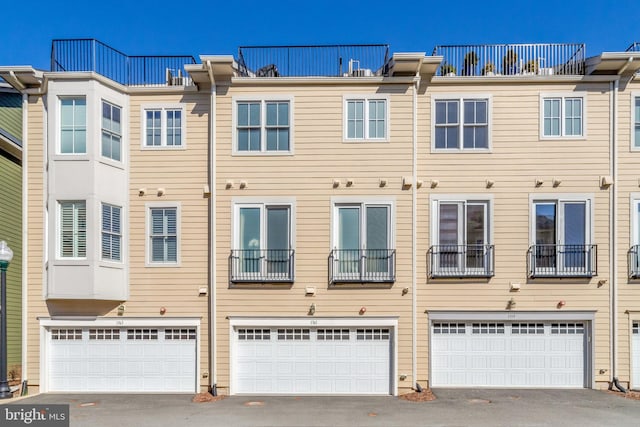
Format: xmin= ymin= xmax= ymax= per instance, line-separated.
xmin=431 ymin=321 xmax=586 ymax=388
xmin=234 ymin=326 xmax=392 ymax=395
xmin=48 ymin=326 xmax=196 ymax=393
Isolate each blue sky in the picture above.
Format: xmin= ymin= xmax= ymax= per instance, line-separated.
xmin=2 ymin=0 xmax=639 ymax=70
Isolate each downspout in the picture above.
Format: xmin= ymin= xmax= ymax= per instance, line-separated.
xmin=609 ymin=78 xmax=618 ymax=385
xmin=412 ymin=77 xmax=418 ymax=389
xmin=207 ymin=61 xmax=218 ymax=395
xmin=20 ymin=92 xmax=28 ymax=393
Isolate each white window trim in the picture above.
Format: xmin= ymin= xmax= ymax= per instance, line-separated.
xmin=145 ymin=202 xmax=181 ymax=267
xmin=630 ymin=193 xmax=640 ymax=246
xmin=631 ymin=92 xmax=640 ymax=151
xmin=528 ymin=193 xmax=594 ymax=245
xmin=58 ymin=96 xmax=88 ymax=156
xmin=330 ymin=196 xmax=396 ymax=250
xmin=431 ymin=94 xmax=492 ymax=153
xmin=101 ymin=202 xmax=123 ymax=264
xmin=342 ymin=94 xmax=390 ymax=142
xmin=140 ymin=104 xmax=187 ymax=150
xmin=230 ymin=197 xmax=297 ymax=249
xmin=57 ymin=200 xmax=87 ymax=260
xmin=429 ymin=194 xmax=494 ymax=248
xmin=539 ymin=92 xmax=587 ymax=140
xmin=101 ymin=100 xmax=123 ymax=163
xmin=232 ymin=95 xmax=295 ymax=156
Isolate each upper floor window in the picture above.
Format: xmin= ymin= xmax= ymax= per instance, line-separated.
xmin=429 ymin=197 xmax=493 ymax=277
xmin=235 ymin=99 xmax=291 ymax=153
xmin=102 ymin=101 xmax=122 ymax=161
xmin=529 ymin=196 xmax=595 ymax=277
xmin=60 ymin=97 xmax=87 ymax=154
xmin=148 ymin=206 xmax=178 ymax=264
xmin=344 ymin=97 xmax=387 ymax=141
xmin=433 ymin=97 xmax=489 ymax=150
xmin=101 ymin=203 xmax=121 ymax=262
xmin=59 ymin=201 xmax=86 ymax=258
xmin=541 ymin=95 xmax=584 ymax=138
xmin=633 ymin=96 xmax=640 ymax=149
xmin=143 ymin=106 xmax=184 ymax=148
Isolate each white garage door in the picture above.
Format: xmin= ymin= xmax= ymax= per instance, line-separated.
xmin=632 ymin=322 xmax=640 ymax=390
xmin=431 ymin=322 xmax=586 ymax=387
xmin=48 ymin=327 xmax=197 ymax=392
xmin=234 ymin=327 xmax=391 ymax=394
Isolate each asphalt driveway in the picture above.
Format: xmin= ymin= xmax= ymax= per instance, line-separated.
xmin=3 ymin=389 xmax=640 ymax=427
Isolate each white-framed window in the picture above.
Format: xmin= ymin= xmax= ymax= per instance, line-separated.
xmin=234 ymin=98 xmax=292 ymax=153
xmin=540 ymin=94 xmax=585 ymax=138
xmin=60 ymin=97 xmax=87 ymax=154
xmin=433 ymin=96 xmax=490 ymax=150
xmin=429 ymin=196 xmax=493 ymax=277
xmin=142 ymin=105 xmax=185 ymax=148
xmin=331 ymin=199 xmax=395 ymax=282
xmin=59 ymin=200 xmax=86 ymax=258
xmin=344 ymin=96 xmax=388 ymax=141
xmin=232 ymin=201 xmax=294 ymax=281
xmin=101 ymin=203 xmax=121 ymax=262
xmin=102 ymin=101 xmax=122 ymax=161
xmin=530 ymin=195 xmax=594 ymax=277
xmin=146 ymin=204 xmax=179 ymax=265
xmin=632 ymin=94 xmax=640 ymax=149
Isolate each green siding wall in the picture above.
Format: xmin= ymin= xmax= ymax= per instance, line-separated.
xmin=0 ymin=152 xmax=21 ymax=374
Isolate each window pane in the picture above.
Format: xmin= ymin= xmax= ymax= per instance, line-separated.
xmin=278 ymin=129 xmax=289 ymax=151
xmin=75 ymin=130 xmax=86 ymax=153
xmin=239 ymin=208 xmax=261 ymax=250
xmin=338 ymin=207 xmax=360 ymax=250
xmin=366 ymin=207 xmax=388 ymax=250
xmin=266 ymin=129 xmax=277 ymax=151
xmin=166 ymin=237 xmax=177 ymax=262
xmin=435 ymin=101 xmax=446 ymax=124
xmin=447 ymin=101 xmax=458 ymax=124
xmin=61 ymin=130 xmax=73 ymax=153
xmin=249 ymin=129 xmax=261 ymax=151
xmin=466 ymin=204 xmax=485 ymax=245
xmin=266 ymin=102 xmax=277 ymax=126
xmin=278 ymin=102 xmax=289 ymax=126
xmin=238 ymin=129 xmax=249 ymax=151
xmin=61 ymin=99 xmax=74 ymax=127
xmin=249 ymin=103 xmax=261 ymax=126
xmin=112 ymin=136 xmax=121 ymax=161
xmin=74 ymin=99 xmax=86 ymax=126
xmin=564 ymin=203 xmax=586 ymax=245
xmin=635 ymin=125 xmax=640 ymax=148
xmin=355 ymin=101 xmax=364 ymax=120
xmin=237 ymin=103 xmax=248 ymax=126
xmin=464 ymin=101 xmax=475 ymax=124
xmin=102 ymin=132 xmax=111 ymax=158
xmin=439 ymin=204 xmax=459 ymax=245
xmin=476 ymin=100 xmax=487 ymax=123
xmin=445 ymin=127 xmax=458 ymax=148
xmin=463 ymin=127 xmax=473 ymax=148
xmin=267 ymin=207 xmax=289 ymax=250
xmin=535 ymin=203 xmax=556 ymax=245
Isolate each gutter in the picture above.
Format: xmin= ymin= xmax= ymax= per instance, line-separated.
xmin=412 ymin=78 xmax=418 ymax=387
xmin=611 ymin=78 xmax=619 ymax=383
xmin=20 ymin=92 xmax=28 ymax=389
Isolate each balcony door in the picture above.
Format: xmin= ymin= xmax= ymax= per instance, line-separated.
xmin=238 ymin=205 xmax=291 ymax=277
xmin=534 ymin=201 xmax=588 ymax=274
xmin=335 ymin=204 xmax=391 ymax=278
xmin=437 ymin=201 xmax=488 ymax=274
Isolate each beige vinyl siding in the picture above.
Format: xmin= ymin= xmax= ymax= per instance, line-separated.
xmin=615 ymin=78 xmax=640 ymax=386
xmin=417 ymin=82 xmax=612 ymax=388
xmin=25 ymin=96 xmax=46 ymax=389
xmin=0 ymin=151 xmax=22 ymax=374
xmin=214 ymin=83 xmax=416 ymax=393
xmin=25 ymin=90 xmax=211 ymax=392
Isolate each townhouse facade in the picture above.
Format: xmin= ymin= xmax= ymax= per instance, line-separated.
xmin=2 ymin=39 xmax=640 ymax=396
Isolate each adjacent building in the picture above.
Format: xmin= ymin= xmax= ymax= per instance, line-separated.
xmin=2 ymin=39 xmax=640 ymax=395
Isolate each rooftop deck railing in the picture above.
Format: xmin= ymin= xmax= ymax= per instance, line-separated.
xmin=237 ymin=44 xmax=390 ymax=77
xmin=626 ymin=42 xmax=640 ymax=52
xmin=432 ymin=43 xmax=586 ymax=77
xmin=51 ymin=39 xmax=197 ymax=86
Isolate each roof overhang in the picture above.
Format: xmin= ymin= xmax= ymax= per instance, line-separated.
xmin=585 ymin=52 xmax=640 ymax=76
xmin=187 ymin=55 xmax=236 ymax=86
xmin=0 ymin=66 xmax=44 ymax=91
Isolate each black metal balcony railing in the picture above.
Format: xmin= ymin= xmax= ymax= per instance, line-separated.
xmin=626 ymin=43 xmax=640 ymax=52
xmin=237 ymin=44 xmax=390 ymax=78
xmin=629 ymin=245 xmax=640 ymax=278
xmin=527 ymin=244 xmax=597 ymax=278
xmin=229 ymin=249 xmax=295 ymax=283
xmin=329 ymin=249 xmax=396 ymax=284
xmin=432 ymin=43 xmax=586 ymax=77
xmin=428 ymin=245 xmax=495 ymax=278
xmin=51 ymin=39 xmax=197 ymax=87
